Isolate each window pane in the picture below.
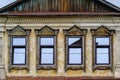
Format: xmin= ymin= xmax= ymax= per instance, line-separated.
xmin=97 ymin=48 xmax=109 ymax=54
xmin=69 ymin=48 xmax=81 ymax=54
xmin=13 ymin=48 xmax=25 ymax=64
xmin=69 ymin=48 xmax=82 ymax=64
xmin=96 ymin=37 xmax=109 ymax=45
xmin=96 ymin=48 xmax=109 ymax=64
xmin=68 ymin=37 xmax=82 ymax=46
xmin=69 ymin=54 xmax=82 ymax=64
xmin=40 ymin=37 xmax=54 ymax=45
xmin=13 ymin=38 xmax=26 ymax=46
xmin=41 ymin=48 xmax=53 ymax=64
xmin=97 ymin=54 xmax=109 ymax=64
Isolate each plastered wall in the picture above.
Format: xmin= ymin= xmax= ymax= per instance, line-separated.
xmin=0 ymin=16 xmax=120 ymax=78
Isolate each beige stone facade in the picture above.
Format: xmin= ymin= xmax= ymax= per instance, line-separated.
xmin=0 ymin=16 xmax=120 ymax=79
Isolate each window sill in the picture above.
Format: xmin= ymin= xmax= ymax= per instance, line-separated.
xmin=93 ymin=65 xmax=112 ymax=71
xmin=65 ymin=65 xmax=85 ymax=71
xmin=8 ymin=65 xmax=29 ymax=70
xmin=37 ymin=65 xmax=57 ymax=70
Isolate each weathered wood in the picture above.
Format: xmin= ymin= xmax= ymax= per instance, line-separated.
xmin=2 ymin=0 xmax=119 ymax=12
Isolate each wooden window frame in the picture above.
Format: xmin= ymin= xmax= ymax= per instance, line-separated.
xmin=11 ymin=37 xmax=27 ymax=65
xmin=39 ymin=36 xmax=55 ymax=65
xmin=35 ymin=26 xmax=59 ymax=70
xmin=64 ymin=25 xmax=87 ymax=71
xmin=67 ymin=36 xmax=83 ymax=65
xmin=7 ymin=25 xmax=31 ymax=70
xmin=91 ymin=26 xmax=115 ymax=70
xmin=95 ymin=36 xmax=111 ymax=65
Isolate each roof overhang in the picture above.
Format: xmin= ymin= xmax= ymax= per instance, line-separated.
xmin=0 ymin=12 xmax=120 ymax=16
xmin=0 ymin=0 xmax=120 ymax=16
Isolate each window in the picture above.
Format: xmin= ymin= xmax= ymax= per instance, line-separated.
xmin=12 ymin=37 xmax=26 ymax=65
xmin=67 ymin=36 xmax=83 ymax=65
xmin=91 ymin=26 xmax=115 ymax=70
xmin=95 ymin=37 xmax=110 ymax=65
xmin=35 ymin=26 xmax=59 ymax=70
xmin=7 ymin=25 xmax=31 ymax=70
xmin=39 ymin=37 xmax=54 ymax=65
xmin=64 ymin=25 xmax=87 ymax=70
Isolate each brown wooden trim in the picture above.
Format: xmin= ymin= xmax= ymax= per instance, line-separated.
xmin=1 ymin=12 xmax=120 ymax=16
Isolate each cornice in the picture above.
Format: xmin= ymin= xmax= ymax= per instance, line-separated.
xmin=1 ymin=17 xmax=120 ymax=23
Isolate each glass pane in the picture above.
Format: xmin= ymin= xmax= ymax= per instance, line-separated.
xmin=69 ymin=48 xmax=82 ymax=64
xmin=13 ymin=38 xmax=26 ymax=46
xmin=97 ymin=48 xmax=109 ymax=54
xmin=41 ymin=54 xmax=53 ymax=64
xmin=41 ymin=48 xmax=53 ymax=64
xmin=69 ymin=54 xmax=81 ymax=64
xmin=41 ymin=48 xmax=53 ymax=54
xmin=69 ymin=48 xmax=81 ymax=54
xmin=13 ymin=48 xmax=25 ymax=64
xmin=96 ymin=54 xmax=109 ymax=64
xmin=96 ymin=37 xmax=109 ymax=45
xmin=40 ymin=37 xmax=54 ymax=45
xmin=68 ymin=37 xmax=82 ymax=46
xmin=96 ymin=48 xmax=109 ymax=64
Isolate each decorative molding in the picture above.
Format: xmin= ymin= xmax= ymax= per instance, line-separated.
xmin=64 ymin=25 xmax=87 ymax=71
xmin=63 ymin=25 xmax=87 ymax=36
xmin=3 ymin=24 xmax=120 ymax=28
xmin=7 ymin=25 xmax=31 ymax=36
xmin=35 ymin=25 xmax=59 ymax=36
xmin=91 ymin=25 xmax=115 ymax=36
xmin=35 ymin=25 xmax=59 ymax=70
xmin=7 ymin=25 xmax=31 ymax=71
xmin=4 ymin=17 xmax=120 ymax=23
xmin=91 ymin=26 xmax=115 ymax=71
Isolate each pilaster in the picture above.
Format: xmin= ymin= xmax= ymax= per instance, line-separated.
xmin=0 ymin=27 xmax=5 ymax=80
xmin=115 ymin=30 xmax=120 ymax=78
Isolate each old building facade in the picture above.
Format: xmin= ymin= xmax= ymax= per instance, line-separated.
xmin=0 ymin=0 xmax=120 ymax=80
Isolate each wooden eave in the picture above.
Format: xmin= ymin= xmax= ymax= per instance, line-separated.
xmin=0 ymin=0 xmax=120 ymax=16
xmin=0 ymin=12 xmax=120 ymax=16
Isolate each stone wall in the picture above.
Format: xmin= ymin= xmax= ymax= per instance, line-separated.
xmin=0 ymin=16 xmax=120 ymax=79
